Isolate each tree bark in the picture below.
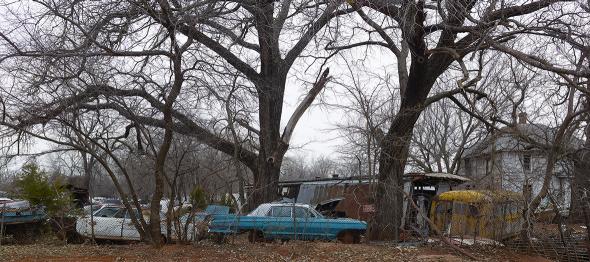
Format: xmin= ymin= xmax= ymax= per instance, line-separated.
xmin=569 ymin=121 xmax=590 ymax=226
xmin=369 ymin=107 xmax=422 ymax=240
xmin=249 ymin=74 xmax=287 ymax=208
xmin=569 ymin=158 xmax=590 ymax=223
xmin=369 ymin=50 xmax=450 ymax=240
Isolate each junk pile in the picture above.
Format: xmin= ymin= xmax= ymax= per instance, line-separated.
xmin=0 ymin=197 xmax=46 ymax=244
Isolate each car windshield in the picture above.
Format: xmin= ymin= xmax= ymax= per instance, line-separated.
xmin=307 ymin=207 xmax=323 ymax=218
xmin=83 ymin=204 xmax=102 ymax=215
xmin=94 ymin=207 xmax=123 ymax=217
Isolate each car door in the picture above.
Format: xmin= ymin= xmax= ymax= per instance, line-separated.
xmin=92 ymin=207 xmax=125 ymax=239
xmin=293 ymin=206 xmax=316 ymax=240
xmin=121 ymin=209 xmax=142 ymax=241
xmin=265 ymin=206 xmax=295 ymax=239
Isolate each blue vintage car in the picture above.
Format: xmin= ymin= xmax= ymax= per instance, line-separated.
xmin=208 ymin=203 xmax=367 ymax=243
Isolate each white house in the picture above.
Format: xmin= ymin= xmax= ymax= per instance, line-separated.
xmin=458 ymin=113 xmax=578 ymax=215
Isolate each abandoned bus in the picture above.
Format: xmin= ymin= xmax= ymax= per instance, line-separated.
xmin=430 ymin=190 xmax=523 ymax=240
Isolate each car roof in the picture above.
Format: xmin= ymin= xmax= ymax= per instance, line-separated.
xmin=248 ymin=202 xmax=312 ymax=216
xmin=97 ymin=204 xmax=125 ymax=209
xmin=269 ymin=202 xmax=310 ymax=207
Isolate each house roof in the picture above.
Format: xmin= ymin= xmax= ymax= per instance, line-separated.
xmin=463 ymin=123 xmax=582 ymax=158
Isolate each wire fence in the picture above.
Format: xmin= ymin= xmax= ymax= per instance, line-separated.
xmin=504 ymin=223 xmax=589 ymax=261
xmin=74 ymin=206 xmax=211 ymax=244
xmin=0 ymin=204 xmax=212 ymax=245
xmin=1 ymin=191 xmax=589 ymax=262
xmin=403 ymin=190 xmax=590 ymax=262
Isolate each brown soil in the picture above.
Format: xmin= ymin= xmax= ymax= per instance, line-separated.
xmin=0 ymin=235 xmax=554 ymax=262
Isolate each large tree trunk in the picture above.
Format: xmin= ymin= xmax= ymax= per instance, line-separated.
xmin=248 ymin=73 xmax=288 ymax=208
xmin=250 ymin=162 xmax=282 ymax=207
xmin=567 ymin=94 xmax=590 ymax=256
xmin=369 ymin=107 xmax=422 ymax=240
xmin=369 ymin=52 xmax=447 ymax=240
xmin=570 ymin=99 xmax=590 ymax=224
xmin=148 ymin=42 xmax=184 ymax=245
xmin=569 ymin=157 xmax=590 ymax=223
xmin=149 ymin=122 xmax=176 ymax=246
xmin=244 ymin=2 xmax=287 ymax=208
xmin=149 ymin=167 xmax=165 ymax=245
xmin=568 ymin=158 xmax=590 ymax=258
xmin=569 ymin=111 xmax=590 ymax=254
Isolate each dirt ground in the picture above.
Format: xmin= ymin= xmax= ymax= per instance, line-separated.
xmin=0 ymin=236 xmax=552 ymax=262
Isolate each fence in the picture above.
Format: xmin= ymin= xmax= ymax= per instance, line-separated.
xmin=75 ymin=205 xmax=210 ymax=243
xmin=405 ymin=190 xmax=590 ymax=262
xmin=504 ymin=221 xmax=589 ymax=261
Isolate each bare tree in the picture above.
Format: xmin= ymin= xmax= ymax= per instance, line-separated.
xmin=326 ymin=0 xmax=590 ymax=240
xmin=0 ymin=0 xmax=355 ymax=214
xmin=409 ymin=98 xmax=483 ymax=174
xmin=328 ymin=57 xmax=394 ymax=185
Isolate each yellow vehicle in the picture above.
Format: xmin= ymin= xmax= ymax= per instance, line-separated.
xmin=430 ymin=190 xmax=523 ymax=240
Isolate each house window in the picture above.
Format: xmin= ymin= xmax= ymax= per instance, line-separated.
xmin=464 ymin=158 xmax=472 ymax=177
xmin=523 ymin=154 xmax=531 ymax=172
xmin=485 ymin=157 xmax=493 ymax=175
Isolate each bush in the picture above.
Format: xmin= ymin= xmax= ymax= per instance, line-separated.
xmin=13 ymin=163 xmax=78 ymax=243
xmin=189 ymin=186 xmax=208 ymax=210
xmin=14 ymin=164 xmax=70 ymax=213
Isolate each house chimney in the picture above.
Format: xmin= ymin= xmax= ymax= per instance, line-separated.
xmin=518 ymin=112 xmax=527 ymax=124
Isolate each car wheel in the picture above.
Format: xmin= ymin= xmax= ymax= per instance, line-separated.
xmin=248 ymin=230 xmax=264 ymax=243
xmin=338 ymin=231 xmax=360 ymax=244
xmin=352 ymin=233 xmax=361 ymax=244
xmin=212 ymin=233 xmax=226 ymax=244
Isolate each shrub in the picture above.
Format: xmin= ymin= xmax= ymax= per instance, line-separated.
xmin=189 ymin=186 xmax=208 ymax=210
xmin=14 ymin=164 xmax=71 ymax=213
xmin=13 ymin=163 xmax=78 ymax=243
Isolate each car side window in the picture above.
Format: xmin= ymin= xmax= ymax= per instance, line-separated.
xmin=95 ymin=207 xmax=120 ymax=217
xmin=124 ymin=209 xmax=141 ymax=219
xmin=113 ymin=208 xmax=126 ymax=218
xmin=270 ymin=206 xmax=291 ymax=217
xmin=293 ymin=207 xmax=314 ymax=218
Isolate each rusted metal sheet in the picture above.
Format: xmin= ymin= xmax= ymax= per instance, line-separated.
xmin=282 ymin=173 xmax=470 ymax=222
xmin=295 ymin=182 xmax=374 ymax=221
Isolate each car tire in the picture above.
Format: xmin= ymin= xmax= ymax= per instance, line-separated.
xmin=212 ymin=233 xmax=226 ymax=244
xmin=338 ymin=231 xmax=361 ymax=244
xmin=248 ymin=230 xmax=264 ymax=243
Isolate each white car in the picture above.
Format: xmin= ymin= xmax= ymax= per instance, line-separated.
xmin=76 ymin=205 xmax=199 ymax=242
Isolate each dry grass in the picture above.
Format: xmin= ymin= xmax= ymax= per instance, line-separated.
xmin=0 ymin=235 xmax=552 ymax=262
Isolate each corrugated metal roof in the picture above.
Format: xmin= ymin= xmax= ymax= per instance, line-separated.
xmin=405 ymin=172 xmax=470 ymax=182
xmin=278 ymin=176 xmax=371 ymax=186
